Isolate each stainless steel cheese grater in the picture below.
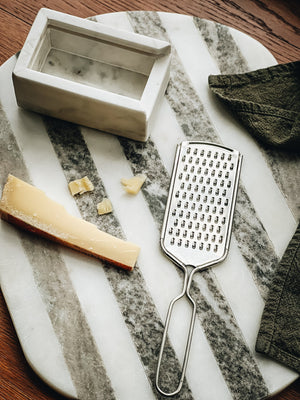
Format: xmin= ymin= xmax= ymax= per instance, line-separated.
xmin=156 ymin=141 xmax=242 ymax=396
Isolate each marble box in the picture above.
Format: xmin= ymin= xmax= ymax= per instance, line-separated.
xmin=12 ymin=8 xmax=171 ymax=141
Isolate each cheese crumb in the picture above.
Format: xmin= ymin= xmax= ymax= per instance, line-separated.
xmin=97 ymin=198 xmax=113 ymax=215
xmin=121 ymin=174 xmax=146 ymax=195
xmin=69 ymin=176 xmax=94 ymax=196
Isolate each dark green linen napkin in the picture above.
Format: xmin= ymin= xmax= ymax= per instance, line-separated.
xmin=208 ymin=61 xmax=300 ymax=151
xmin=208 ymin=61 xmax=300 ymax=373
xmin=256 ymin=223 xmax=300 ymax=372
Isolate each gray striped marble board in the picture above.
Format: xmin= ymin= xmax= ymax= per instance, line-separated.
xmin=0 ymin=10 xmax=299 ymax=400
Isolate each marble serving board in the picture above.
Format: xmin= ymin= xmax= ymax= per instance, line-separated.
xmin=0 ymin=11 xmax=299 ymax=400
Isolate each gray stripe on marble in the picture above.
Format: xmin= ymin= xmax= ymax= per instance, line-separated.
xmin=119 ymin=133 xmax=269 ymax=400
xmin=118 ymin=138 xmax=276 ymax=299
xmin=0 ymin=105 xmax=115 ymax=400
xmin=43 ymin=116 xmax=194 ymax=400
xmin=191 ymin=271 xmax=266 ymax=400
xmin=193 ymin=18 xmax=249 ymax=74
xmin=125 ymin=11 xmax=269 ymax=400
xmin=263 ymin=147 xmax=300 ymax=219
xmin=22 ymin=238 xmax=115 ymax=400
xmin=118 ymin=137 xmax=169 ymax=229
xmin=193 ymin=16 xmax=300 ymax=219
xmin=128 ymin=10 xmax=279 ymax=300
xmin=189 ymin=21 xmax=281 ymax=290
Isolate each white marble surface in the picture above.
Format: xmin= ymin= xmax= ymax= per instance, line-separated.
xmin=12 ymin=8 xmax=171 ymax=141
xmin=42 ymin=48 xmax=149 ymax=99
xmin=0 ymin=10 xmax=299 ymax=400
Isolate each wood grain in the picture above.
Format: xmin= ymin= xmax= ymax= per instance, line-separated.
xmin=0 ymin=0 xmax=299 ymax=64
xmin=0 ymin=1 xmax=299 ymax=399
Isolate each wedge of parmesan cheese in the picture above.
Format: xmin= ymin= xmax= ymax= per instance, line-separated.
xmin=0 ymin=175 xmax=139 ymax=271
xmin=121 ymin=174 xmax=146 ymax=195
xmin=97 ymin=198 xmax=113 ymax=215
xmin=68 ymin=176 xmax=94 ymax=195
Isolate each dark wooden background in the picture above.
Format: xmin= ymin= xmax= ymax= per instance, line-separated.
xmin=0 ymin=1 xmax=299 ymax=399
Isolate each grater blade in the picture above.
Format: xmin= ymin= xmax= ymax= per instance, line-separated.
xmin=161 ymin=141 xmax=242 ymax=270
xmin=156 ymin=141 xmax=242 ymax=397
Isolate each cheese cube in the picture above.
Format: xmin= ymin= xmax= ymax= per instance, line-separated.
xmin=121 ymin=174 xmax=146 ymax=194
xmin=97 ymin=198 xmax=113 ymax=215
xmin=68 ymin=176 xmax=94 ymax=195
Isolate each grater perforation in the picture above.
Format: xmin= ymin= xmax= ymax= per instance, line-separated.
xmin=156 ymin=141 xmax=242 ymax=397
xmin=161 ymin=141 xmax=241 ymax=264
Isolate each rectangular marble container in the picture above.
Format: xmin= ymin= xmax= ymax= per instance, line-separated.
xmin=12 ymin=8 xmax=171 ymax=141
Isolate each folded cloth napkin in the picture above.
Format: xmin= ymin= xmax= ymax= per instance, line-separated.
xmin=208 ymin=61 xmax=300 ymax=151
xmin=256 ymin=223 xmax=300 ymax=373
xmin=208 ymin=61 xmax=300 ymax=373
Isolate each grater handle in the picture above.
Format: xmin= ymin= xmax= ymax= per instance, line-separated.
xmin=155 ymin=271 xmax=197 ymax=396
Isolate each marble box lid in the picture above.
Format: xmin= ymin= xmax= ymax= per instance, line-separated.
xmin=12 ymin=8 xmax=171 ymax=141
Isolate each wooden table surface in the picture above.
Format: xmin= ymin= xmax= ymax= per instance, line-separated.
xmin=0 ymin=1 xmax=299 ymax=399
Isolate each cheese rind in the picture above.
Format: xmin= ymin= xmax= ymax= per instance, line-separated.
xmin=0 ymin=175 xmax=139 ymax=271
